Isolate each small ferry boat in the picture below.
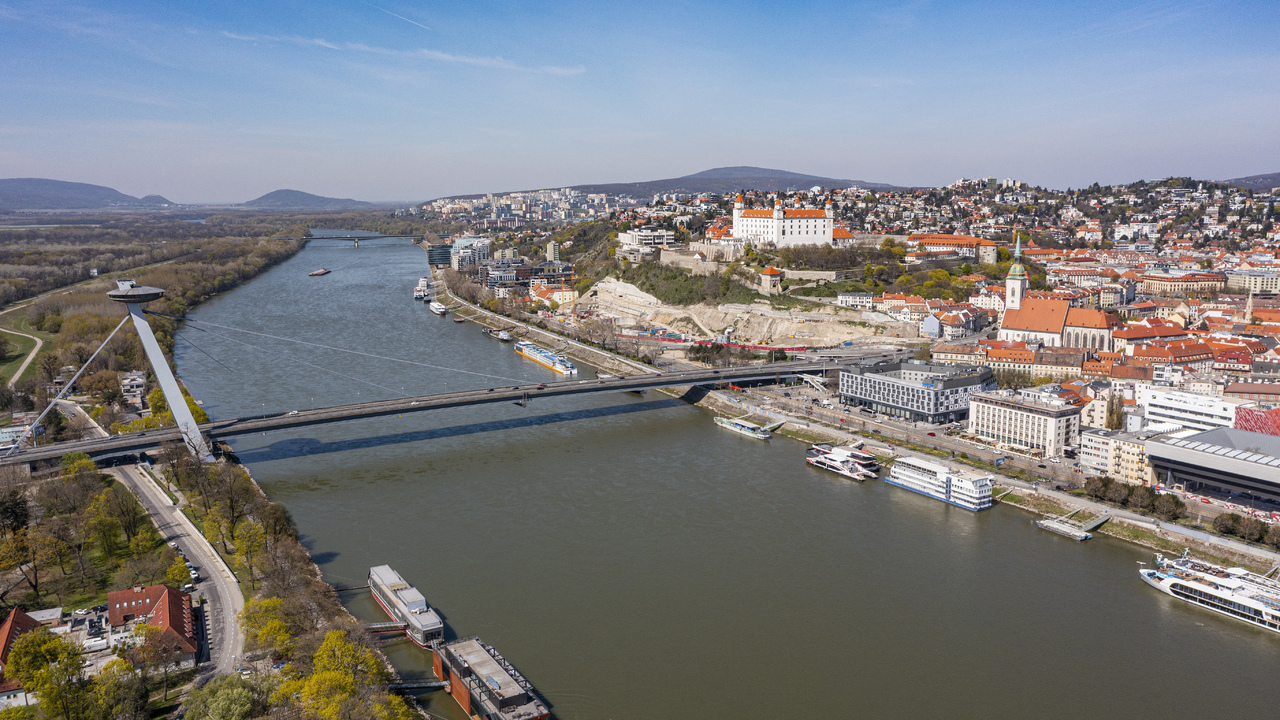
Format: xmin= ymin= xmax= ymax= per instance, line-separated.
xmin=885 ymin=456 xmax=992 ymax=511
xmin=1140 ymin=552 xmax=1280 ymax=635
xmin=452 ymin=316 xmax=466 ymax=323
xmin=368 ymin=565 xmax=444 ymax=647
xmin=308 ymin=268 xmax=331 ymax=277
xmin=413 ymin=288 xmax=425 ymax=300
xmin=435 ymin=636 xmax=550 ymax=720
xmin=428 ymin=301 xmax=448 ymax=315
xmin=515 ymin=340 xmax=577 ymax=374
xmin=806 ymin=454 xmax=872 ymax=481
xmin=483 ymin=327 xmax=514 ymax=342
xmin=811 ymin=444 xmax=879 ymax=471
xmin=714 ymin=414 xmax=783 ymax=440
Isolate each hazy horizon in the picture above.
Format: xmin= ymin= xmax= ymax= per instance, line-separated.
xmin=3 ymin=0 xmax=1278 ymax=204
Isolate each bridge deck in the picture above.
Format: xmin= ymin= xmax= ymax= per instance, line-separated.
xmin=3 ymin=360 xmax=838 ymax=465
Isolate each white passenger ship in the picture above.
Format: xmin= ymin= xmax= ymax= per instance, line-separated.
xmin=1139 ymin=552 xmax=1280 ymax=634
xmin=714 ymin=415 xmax=783 ymax=440
xmin=368 ymin=565 xmax=445 ymax=647
xmin=885 ymin=457 xmax=993 ymax=511
xmin=805 ymin=453 xmax=874 ymax=481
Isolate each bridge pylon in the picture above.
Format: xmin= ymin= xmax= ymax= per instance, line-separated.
xmin=107 ymin=281 xmax=214 ymax=461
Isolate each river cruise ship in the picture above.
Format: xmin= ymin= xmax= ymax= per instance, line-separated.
xmin=435 ymin=636 xmax=550 ymax=720
xmin=514 ymin=340 xmax=577 ymax=375
xmin=805 ymin=453 xmax=873 ymax=481
xmin=714 ymin=414 xmax=783 ymax=440
xmin=811 ymin=444 xmax=879 ymax=472
xmin=1140 ymin=552 xmax=1280 ymax=634
xmin=368 ymin=565 xmax=445 ymax=647
xmin=885 ymin=457 xmax=993 ymax=511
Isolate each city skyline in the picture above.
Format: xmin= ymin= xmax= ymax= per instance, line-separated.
xmin=3 ymin=0 xmax=1278 ymax=203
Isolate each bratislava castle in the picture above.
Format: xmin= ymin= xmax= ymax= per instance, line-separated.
xmin=731 ymin=194 xmax=834 ymax=247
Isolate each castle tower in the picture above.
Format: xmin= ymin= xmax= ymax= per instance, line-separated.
xmin=773 ymin=199 xmax=784 ymax=245
xmin=731 ymin=193 xmax=744 ymax=238
xmin=1005 ymin=236 xmax=1028 ymax=312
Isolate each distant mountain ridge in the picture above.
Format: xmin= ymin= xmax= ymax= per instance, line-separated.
xmin=0 ymin=178 xmax=155 ymax=210
xmin=433 ymin=166 xmax=903 ymax=203
xmin=1224 ymin=172 xmax=1280 ymax=191
xmin=243 ymin=189 xmax=375 ymax=210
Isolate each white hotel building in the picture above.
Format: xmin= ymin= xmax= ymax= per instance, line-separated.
xmin=732 ymin=195 xmax=834 ymax=248
xmin=969 ymin=385 xmax=1083 ymax=458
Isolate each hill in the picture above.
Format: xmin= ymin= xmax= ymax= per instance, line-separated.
xmin=137 ymin=194 xmax=174 ymax=205
xmin=0 ymin=178 xmax=144 ymax=210
xmin=433 ymin=166 xmax=902 ymax=203
xmin=565 ymin=166 xmax=900 ymax=197
xmin=244 ymin=189 xmax=375 ymax=210
xmin=1224 ymin=172 xmax=1280 ymax=191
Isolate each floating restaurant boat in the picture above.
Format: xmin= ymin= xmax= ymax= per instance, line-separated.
xmin=483 ymin=327 xmax=514 ymax=342
xmin=1140 ymin=552 xmax=1280 ymax=634
xmin=714 ymin=414 xmax=783 ymax=440
xmin=515 ymin=340 xmax=577 ymax=375
xmin=367 ymin=565 xmax=444 ymax=647
xmin=308 ymin=268 xmax=331 ymax=277
xmin=805 ymin=454 xmax=873 ymax=481
xmin=428 ymin=301 xmax=448 ymax=316
xmin=810 ymin=443 xmax=879 ymax=472
xmin=434 ymin=636 xmax=550 ymax=720
xmin=885 ymin=457 xmax=993 ymax=511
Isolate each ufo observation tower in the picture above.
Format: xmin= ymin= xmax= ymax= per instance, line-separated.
xmin=107 ymin=280 xmax=213 ymax=461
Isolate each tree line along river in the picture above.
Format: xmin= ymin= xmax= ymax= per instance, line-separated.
xmin=174 ymin=235 xmax=1280 ymax=720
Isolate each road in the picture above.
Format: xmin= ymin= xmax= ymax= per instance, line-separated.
xmin=0 ymin=320 xmax=42 ymax=389
xmin=59 ymin=399 xmax=246 ymax=673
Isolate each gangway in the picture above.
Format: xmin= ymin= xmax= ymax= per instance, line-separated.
xmin=386 ymin=681 xmax=449 ymax=692
xmin=366 ymin=621 xmax=408 ymax=631
xmin=760 ymin=420 xmax=786 ymax=432
xmin=798 ymin=374 xmax=828 ymax=392
xmin=1035 ymin=507 xmax=1095 ymax=541
xmin=1079 ymin=513 xmax=1112 ymax=532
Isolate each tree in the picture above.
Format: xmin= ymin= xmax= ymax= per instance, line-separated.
xmin=0 ymin=526 xmax=63 ymax=600
xmin=1266 ymin=522 xmax=1280 ymax=550
xmin=184 ymin=675 xmax=255 ymax=720
xmin=0 ymin=336 xmax=10 ymax=364
xmin=1105 ymin=394 xmax=1124 ymax=431
xmin=1084 ymin=476 xmax=1109 ymax=500
xmin=92 ymin=658 xmax=148 ymax=720
xmin=1105 ymin=481 xmax=1130 ymax=505
xmin=1213 ymin=513 xmax=1239 ymax=535
xmin=1237 ymin=516 xmax=1265 ymax=543
xmin=0 ymin=487 xmax=30 ymax=537
xmin=6 ymin=627 xmax=87 ymax=720
xmin=165 ymin=555 xmax=190 ymax=587
xmin=1127 ymin=486 xmax=1154 ymax=511
xmin=204 ymin=505 xmax=230 ymax=553
xmin=236 ymin=519 xmax=265 ymax=589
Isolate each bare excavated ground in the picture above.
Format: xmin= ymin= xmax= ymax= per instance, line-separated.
xmin=583 ymin=277 xmax=917 ymax=347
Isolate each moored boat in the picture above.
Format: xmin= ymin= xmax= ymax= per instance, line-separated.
xmin=308 ymin=268 xmax=331 ymax=277
xmin=429 ymin=301 xmax=448 ymax=315
xmin=885 ymin=456 xmax=992 ymax=510
xmin=1139 ymin=552 xmax=1280 ymax=634
xmin=483 ymin=327 xmax=514 ymax=342
xmin=714 ymin=415 xmax=782 ymax=440
xmin=368 ymin=565 xmax=444 ymax=647
xmin=806 ymin=454 xmax=872 ymax=481
xmin=435 ymin=636 xmax=550 ymax=720
xmin=514 ymin=340 xmax=577 ymax=374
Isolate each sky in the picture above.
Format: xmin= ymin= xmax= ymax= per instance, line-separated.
xmin=2 ymin=0 xmax=1279 ymax=203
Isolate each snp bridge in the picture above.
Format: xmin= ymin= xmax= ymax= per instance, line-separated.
xmin=2 ymin=360 xmax=837 ymax=466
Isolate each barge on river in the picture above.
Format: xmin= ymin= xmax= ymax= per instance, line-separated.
xmin=514 ymin=340 xmax=577 ymax=375
xmin=435 ymin=636 xmax=550 ymax=720
xmin=368 ymin=565 xmax=444 ymax=647
xmin=714 ymin=414 xmax=783 ymax=440
xmin=1140 ymin=552 xmax=1280 ymax=634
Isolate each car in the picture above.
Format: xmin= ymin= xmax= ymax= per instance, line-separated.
xmin=783 ymin=393 xmax=790 ymax=397
xmin=927 ymin=432 xmax=935 ymax=437
xmin=93 ymin=605 xmax=106 ymax=613
xmin=74 ymin=608 xmax=90 ymax=616
xmin=1037 ymin=464 xmax=1047 ymax=469
xmin=236 ymin=666 xmax=252 ymax=677
xmin=537 ymin=383 xmax=546 ymax=389
xmin=287 ymin=410 xmax=299 ymax=416
xmin=487 ymin=388 xmax=494 ymax=392
xmin=168 ymin=541 xmax=177 ymax=548
xmin=272 ymin=661 xmax=289 ymax=670
xmin=1050 ymin=458 xmax=1061 ymax=464
xmin=182 ymin=583 xmax=195 ymax=592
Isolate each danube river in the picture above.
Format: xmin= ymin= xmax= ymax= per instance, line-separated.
xmin=175 ymin=235 xmax=1280 ymax=720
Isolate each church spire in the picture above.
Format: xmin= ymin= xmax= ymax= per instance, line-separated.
xmin=1008 ymin=235 xmax=1026 ymax=279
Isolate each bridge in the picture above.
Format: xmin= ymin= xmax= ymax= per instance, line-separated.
xmin=2 ymin=360 xmax=838 ymax=466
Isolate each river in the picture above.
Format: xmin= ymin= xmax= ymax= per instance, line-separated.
xmin=174 ymin=234 xmax=1280 ymax=720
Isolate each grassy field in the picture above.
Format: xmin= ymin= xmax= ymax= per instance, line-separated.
xmin=0 ymin=329 xmax=37 ymax=382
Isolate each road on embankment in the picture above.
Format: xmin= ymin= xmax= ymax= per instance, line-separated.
xmin=59 ymin=399 xmax=246 ymax=673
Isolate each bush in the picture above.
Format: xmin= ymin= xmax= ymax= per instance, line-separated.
xmin=1213 ymin=513 xmax=1239 ymax=535
xmin=1152 ymin=494 xmax=1186 ymax=521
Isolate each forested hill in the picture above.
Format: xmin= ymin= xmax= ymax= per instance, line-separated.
xmin=244 ymin=189 xmax=375 ymax=210
xmin=1224 ymin=172 xmax=1280 ymax=191
xmin=0 ymin=178 xmax=144 ymax=210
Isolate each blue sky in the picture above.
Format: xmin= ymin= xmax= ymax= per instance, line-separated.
xmin=2 ymin=0 xmax=1278 ymax=202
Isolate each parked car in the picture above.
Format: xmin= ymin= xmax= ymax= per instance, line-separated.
xmin=927 ymin=432 xmax=935 ymax=437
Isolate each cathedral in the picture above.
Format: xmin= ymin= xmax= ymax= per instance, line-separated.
xmin=998 ymin=239 xmax=1122 ymax=351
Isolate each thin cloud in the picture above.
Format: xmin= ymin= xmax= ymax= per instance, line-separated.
xmin=221 ymin=31 xmax=583 ymax=76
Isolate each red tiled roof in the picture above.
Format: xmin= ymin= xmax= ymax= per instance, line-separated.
xmin=1001 ymin=298 xmax=1071 ymax=334
xmin=108 ymin=585 xmax=196 ymax=656
xmin=1065 ymin=308 xmax=1122 ymax=329
xmin=0 ymin=608 xmax=42 ymax=693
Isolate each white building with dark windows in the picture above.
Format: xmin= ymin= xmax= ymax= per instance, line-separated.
xmin=969 ymin=385 xmax=1084 ymax=458
xmin=732 ymin=195 xmax=834 ymax=247
xmin=838 ymin=361 xmax=995 ymax=424
xmin=1135 ymin=387 xmax=1255 ymax=431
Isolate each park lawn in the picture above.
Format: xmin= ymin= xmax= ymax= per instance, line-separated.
xmin=0 ymin=330 xmax=37 ymax=382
